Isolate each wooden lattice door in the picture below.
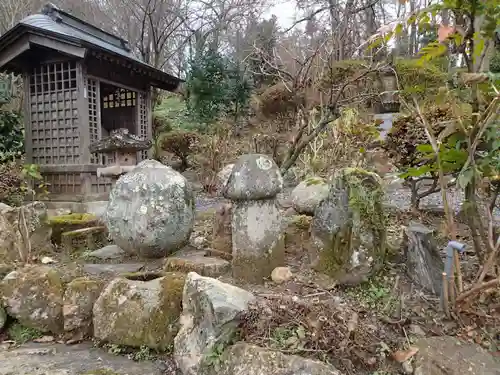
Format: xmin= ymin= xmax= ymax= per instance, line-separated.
xmin=29 ymin=61 xmax=79 ymax=165
xmin=87 ymin=77 xmax=102 ymax=164
xmin=137 ymin=92 xmax=149 ymax=161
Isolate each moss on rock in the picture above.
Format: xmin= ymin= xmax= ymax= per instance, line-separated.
xmin=311 ymin=167 xmax=387 ymax=285
xmin=304 ymin=177 xmax=327 ymax=186
xmin=0 ymin=265 xmax=64 ymax=333
xmin=63 ymin=277 xmax=105 ymax=335
xmin=93 ymin=272 xmax=186 ymax=350
xmin=284 ymin=215 xmax=312 ymax=254
xmin=232 ymin=235 xmax=285 ymax=284
xmin=48 ymin=213 xmax=99 ymax=244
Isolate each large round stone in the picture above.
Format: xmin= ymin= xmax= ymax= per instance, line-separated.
xmin=105 ymin=160 xmax=195 ymax=258
xmin=223 ymin=154 xmax=283 ymax=200
xmin=291 ymin=177 xmax=329 ymax=215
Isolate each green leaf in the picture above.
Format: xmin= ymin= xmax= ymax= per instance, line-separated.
xmin=458 ymin=167 xmax=474 ymax=189
xmin=399 ymin=165 xmax=432 ymax=178
xmin=416 ymin=144 xmax=434 ymax=154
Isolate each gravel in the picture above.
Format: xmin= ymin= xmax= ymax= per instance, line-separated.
xmin=195 ymin=184 xmax=499 ymax=222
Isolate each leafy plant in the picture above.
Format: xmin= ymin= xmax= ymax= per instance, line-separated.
xmin=186 ymin=48 xmax=252 ymax=126
xmin=160 ymin=130 xmax=200 ymax=171
xmin=153 ymin=95 xmax=200 ymax=133
xmin=0 ymin=109 xmax=23 ymax=162
xmin=386 ymin=0 xmax=500 ymax=308
xmin=7 ymin=322 xmax=43 ymax=344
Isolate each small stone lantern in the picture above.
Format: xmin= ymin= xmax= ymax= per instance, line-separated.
xmin=89 ymin=128 xmax=152 ymax=182
xmin=377 ymin=67 xmax=400 ymax=113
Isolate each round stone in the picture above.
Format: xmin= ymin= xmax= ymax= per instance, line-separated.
xmin=105 ymin=159 xmax=195 ymax=258
xmin=223 ymin=154 xmax=283 ymax=200
xmin=291 ymin=177 xmax=329 ymax=215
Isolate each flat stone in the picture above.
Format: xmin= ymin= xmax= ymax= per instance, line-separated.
xmin=414 ymin=336 xmax=499 ymax=375
xmin=0 ymin=342 xmax=164 ymax=374
xmin=200 ymin=343 xmax=343 ymax=375
xmin=83 ymin=263 xmax=144 ymax=277
xmin=87 ymin=244 xmax=125 ymax=260
xmin=165 ymin=251 xmax=230 ymax=277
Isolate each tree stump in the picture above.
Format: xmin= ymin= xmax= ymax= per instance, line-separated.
xmin=403 ymin=222 xmax=444 ymax=294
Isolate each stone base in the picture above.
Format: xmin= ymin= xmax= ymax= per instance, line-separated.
xmin=164 ymin=250 xmax=231 ymax=277
xmin=231 ymin=199 xmax=285 ymax=284
xmin=45 ymin=201 xmax=108 ymax=218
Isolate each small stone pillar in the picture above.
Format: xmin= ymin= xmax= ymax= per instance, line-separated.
xmin=89 ymin=128 xmax=152 ymax=183
xmin=223 ymin=154 xmax=285 ymax=284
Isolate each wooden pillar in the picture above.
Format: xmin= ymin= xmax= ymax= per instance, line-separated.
xmin=146 ymin=88 xmax=153 ymax=159
xmin=77 ymin=61 xmax=92 ymax=196
xmin=23 ymin=71 xmax=33 ymax=164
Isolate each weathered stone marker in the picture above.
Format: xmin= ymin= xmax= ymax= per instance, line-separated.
xmin=402 ymin=222 xmax=444 ymax=294
xmin=311 ymin=168 xmax=387 ymax=285
xmin=223 ymin=154 xmax=285 ymax=284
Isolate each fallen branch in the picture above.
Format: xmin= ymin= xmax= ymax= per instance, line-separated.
xmin=456 ymin=278 xmax=500 ymax=304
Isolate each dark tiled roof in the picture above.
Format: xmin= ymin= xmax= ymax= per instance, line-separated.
xmin=0 ymin=3 xmax=182 ymax=90
xmin=20 ymin=14 xmax=142 ymax=63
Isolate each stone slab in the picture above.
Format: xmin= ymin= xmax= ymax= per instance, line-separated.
xmin=165 ymin=251 xmax=230 ymax=277
xmin=83 ymin=263 xmax=145 ymax=277
xmin=0 ymin=342 xmax=166 ymax=374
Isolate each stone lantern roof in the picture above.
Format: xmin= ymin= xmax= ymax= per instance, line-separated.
xmin=89 ymin=128 xmax=151 ymax=154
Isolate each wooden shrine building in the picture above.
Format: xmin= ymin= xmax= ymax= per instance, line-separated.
xmin=0 ymin=3 xmax=182 ymax=204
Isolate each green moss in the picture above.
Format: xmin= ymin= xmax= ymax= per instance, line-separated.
xmin=7 ymin=322 xmax=43 ymax=343
xmin=304 ymin=177 xmax=326 ymax=186
xmin=48 ymin=213 xmax=97 ymax=225
xmin=315 ymin=225 xmax=353 ymax=277
xmin=232 ymin=235 xmax=285 ymax=284
xmin=1 ymin=266 xmax=64 ymax=333
xmin=67 ymin=277 xmax=104 ymax=293
xmin=49 ymin=213 xmax=100 ymax=244
xmin=290 ymin=215 xmax=312 ymax=230
xmin=95 ymin=272 xmax=186 ymax=351
xmin=314 ymin=168 xmax=387 ymax=282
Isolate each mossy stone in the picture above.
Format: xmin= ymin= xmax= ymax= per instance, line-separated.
xmin=284 ymin=215 xmax=312 ymax=254
xmin=232 ymin=234 xmax=285 ymax=284
xmin=48 ymin=213 xmax=99 ymax=244
xmin=63 ymin=277 xmax=105 ymax=334
xmin=93 ymin=272 xmax=186 ymax=350
xmin=0 ymin=265 xmax=64 ymax=333
xmin=311 ymin=167 xmax=387 ymax=285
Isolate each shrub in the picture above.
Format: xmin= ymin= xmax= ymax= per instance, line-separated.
xmin=0 ymin=109 xmax=24 ymax=162
xmin=384 ymin=105 xmax=469 ymax=209
xmin=160 ymin=130 xmax=200 ymax=171
xmin=394 ymin=58 xmax=448 ymax=102
xmin=153 ymin=95 xmax=200 ymax=132
xmin=0 ymin=161 xmax=26 ymax=206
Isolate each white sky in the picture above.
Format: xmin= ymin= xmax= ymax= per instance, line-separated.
xmin=265 ymin=1 xmax=299 ymax=29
